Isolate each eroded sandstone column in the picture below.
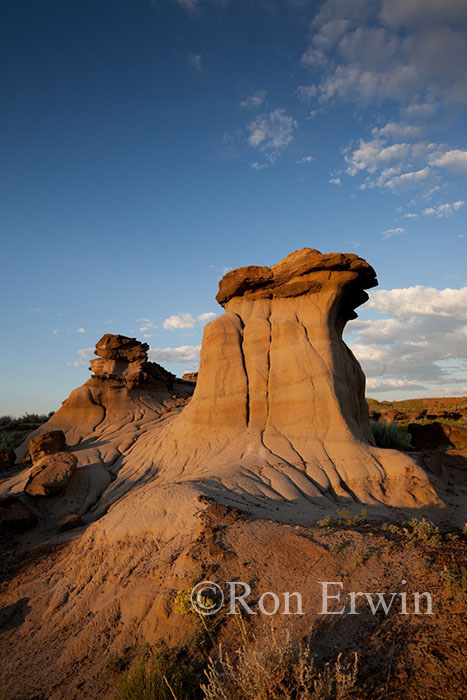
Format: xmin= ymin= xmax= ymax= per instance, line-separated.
xmin=147 ymin=248 xmax=440 ymax=510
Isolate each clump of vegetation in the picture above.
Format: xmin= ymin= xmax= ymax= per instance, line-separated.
xmin=381 ymin=518 xmax=442 ymax=546
xmin=403 ymin=518 xmax=442 ymax=546
xmin=202 ymin=629 xmax=358 ymax=700
xmin=354 ymin=547 xmax=373 ymax=567
xmin=317 ymin=508 xmax=367 ymax=528
xmin=106 ymin=648 xmax=134 ymax=675
xmin=381 ymin=523 xmax=402 ymax=536
xmin=115 ymin=643 xmax=205 ymax=700
xmin=0 ymin=432 xmax=25 ymax=452
xmin=0 ymin=412 xmax=53 ymax=428
xmin=370 ymin=420 xmax=412 ymax=450
xmin=0 ymin=412 xmax=53 ymax=453
xmin=439 ymin=564 xmax=467 ymax=603
xmin=113 ymin=623 xmax=359 ymax=700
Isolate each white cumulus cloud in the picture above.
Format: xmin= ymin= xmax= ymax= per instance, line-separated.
xmin=346 ymin=285 xmax=467 ymax=395
xmin=163 ymin=313 xmax=196 ymax=330
xmin=197 ymin=312 xmax=217 ymax=323
xmin=423 ymin=201 xmax=465 ymax=217
xmin=429 ymin=149 xmax=467 ymax=173
xmin=163 ymin=311 xmax=217 ymax=330
xmin=149 ymin=345 xmax=201 ymax=364
xmin=303 ymin=0 xmax=467 ymax=105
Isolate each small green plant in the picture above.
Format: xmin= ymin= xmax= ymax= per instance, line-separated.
xmin=446 ymin=533 xmax=459 ymax=542
xmin=402 ymin=518 xmax=442 ymax=546
xmin=370 ymin=421 xmax=412 ymax=450
xmin=381 ymin=523 xmax=402 ymax=536
xmin=336 ymin=508 xmax=367 ymax=527
xmin=439 ymin=564 xmax=467 ymax=602
xmin=354 ymin=547 xmax=372 ymax=567
xmin=115 ymin=643 xmax=204 ymax=700
xmin=317 ymin=508 xmax=367 ymax=529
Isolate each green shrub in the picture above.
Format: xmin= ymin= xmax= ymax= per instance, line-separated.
xmin=402 ymin=518 xmax=441 ymax=546
xmin=317 ymin=508 xmax=367 ymax=528
xmin=0 ymin=432 xmax=24 ymax=452
xmin=381 ymin=523 xmax=402 ymax=536
xmin=115 ymin=644 xmax=204 ymax=700
xmin=439 ymin=564 xmax=467 ymax=602
xmin=370 ymin=420 xmax=412 ymax=450
xmin=15 ymin=412 xmax=53 ymax=424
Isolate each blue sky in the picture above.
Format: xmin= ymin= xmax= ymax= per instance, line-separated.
xmin=1 ymin=0 xmax=466 ymax=415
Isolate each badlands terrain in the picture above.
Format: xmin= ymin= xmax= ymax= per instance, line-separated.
xmin=0 ymin=248 xmax=466 ymax=699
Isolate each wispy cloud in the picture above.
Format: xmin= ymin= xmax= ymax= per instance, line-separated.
xmin=247 ymin=109 xmax=297 ymax=166
xmin=53 ymin=328 xmax=87 ymax=335
xmin=177 ymin=0 xmax=199 ymax=15
xmin=240 ymin=90 xmax=266 ymax=109
xmin=187 ymin=53 xmax=202 ymax=71
xmin=67 ymin=347 xmax=94 ymax=367
xmin=296 ymin=85 xmax=318 ymax=101
xmin=137 ymin=318 xmax=158 ymax=338
xmin=372 ymin=121 xmax=424 ymax=140
xmin=296 ymin=155 xmax=313 ymax=164
xmin=380 ymin=227 xmax=404 ymax=239
xmin=329 ymin=176 xmax=341 ymax=185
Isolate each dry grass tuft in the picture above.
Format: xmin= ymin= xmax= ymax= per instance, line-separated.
xmin=202 ymin=628 xmax=358 ymax=700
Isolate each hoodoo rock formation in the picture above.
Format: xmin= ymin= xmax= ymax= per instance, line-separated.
xmin=0 ymin=250 xmax=463 ymax=700
xmin=6 ymin=249 xmax=443 ymax=536
xmin=130 ymin=248 xmax=441 ymax=517
xmin=9 ymin=335 xmax=194 ymax=524
xmin=16 ymin=334 xmax=193 ymax=457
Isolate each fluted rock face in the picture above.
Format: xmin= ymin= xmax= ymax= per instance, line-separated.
xmin=195 ymin=248 xmax=377 ymax=438
xmin=142 ymin=248 xmax=439 ymax=511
